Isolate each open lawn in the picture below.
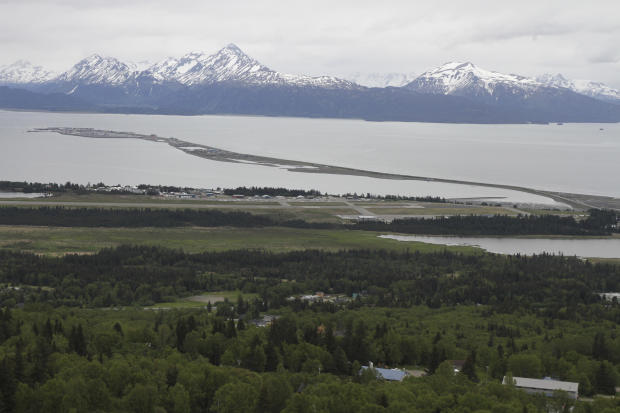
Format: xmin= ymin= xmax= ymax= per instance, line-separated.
xmin=366 ymin=206 xmax=515 ymax=215
xmin=148 ymin=290 xmax=259 ymax=309
xmin=287 ymin=201 xmax=348 ymax=206
xmin=248 ymin=207 xmax=356 ymax=223
xmin=587 ymin=257 xmax=620 ymax=266
xmin=0 ymin=225 xmax=479 ymax=255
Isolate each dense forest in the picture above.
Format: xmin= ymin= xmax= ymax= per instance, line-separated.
xmin=1 ymin=245 xmax=620 ymax=411
xmin=1 ymin=246 xmax=620 ymax=313
xmin=0 ymin=206 xmax=617 ymax=235
xmin=0 ymin=180 xmax=87 ymax=194
xmin=356 ymin=209 xmax=619 ymax=236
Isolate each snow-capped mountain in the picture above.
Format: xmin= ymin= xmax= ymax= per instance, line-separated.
xmin=56 ymin=54 xmax=137 ymax=85
xmin=2 ymin=47 xmax=620 ymax=123
xmin=345 ymin=72 xmax=418 ymax=88
xmin=45 ymin=44 xmax=357 ymax=91
xmin=536 ymin=73 xmax=620 ymax=103
xmin=144 ymin=44 xmax=357 ymax=89
xmin=0 ymin=60 xmax=55 ymax=84
xmin=405 ymin=62 xmax=542 ymax=97
xmin=402 ymin=61 xmax=620 ymax=122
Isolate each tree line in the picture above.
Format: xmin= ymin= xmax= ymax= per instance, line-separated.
xmin=2 ymin=246 xmax=619 ymax=318
xmin=0 ymin=206 xmax=617 ymax=235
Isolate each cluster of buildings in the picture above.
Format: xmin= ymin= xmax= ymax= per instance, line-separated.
xmin=287 ymin=291 xmax=352 ymax=304
xmin=359 ymin=364 xmax=581 ymax=402
xmin=91 ymin=185 xmax=224 ymax=199
xmin=93 ymin=185 xmax=145 ymax=194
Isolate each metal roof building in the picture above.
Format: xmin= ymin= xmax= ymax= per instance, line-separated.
xmin=361 ymin=365 xmax=408 ymax=381
xmin=503 ymin=376 xmax=579 ymax=399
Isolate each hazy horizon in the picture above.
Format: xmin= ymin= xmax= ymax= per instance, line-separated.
xmin=1 ymin=0 xmax=619 ymax=87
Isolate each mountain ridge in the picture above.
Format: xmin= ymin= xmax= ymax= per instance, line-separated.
xmin=1 ymin=45 xmax=619 ymax=123
xmin=536 ymin=73 xmax=620 ymax=103
xmin=0 ymin=60 xmax=56 ymax=84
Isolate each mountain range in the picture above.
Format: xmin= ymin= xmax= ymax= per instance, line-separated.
xmin=1 ymin=44 xmax=619 ymax=123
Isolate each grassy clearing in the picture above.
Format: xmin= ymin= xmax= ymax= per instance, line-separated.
xmin=352 ymin=202 xmax=416 ymax=207
xmin=0 ymin=202 xmax=356 ymax=223
xmin=148 ymin=290 xmax=258 ymax=309
xmin=366 ymin=206 xmax=515 ymax=215
xmin=519 ymin=208 xmax=584 ymax=216
xmin=587 ymin=257 xmax=620 ymax=266
xmin=287 ymin=201 xmax=348 ymax=206
xmin=0 ymin=225 xmax=479 ymax=255
xmin=6 ymin=193 xmax=281 ymax=206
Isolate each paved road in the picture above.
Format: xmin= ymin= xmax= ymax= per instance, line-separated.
xmin=343 ymin=201 xmax=375 ymax=216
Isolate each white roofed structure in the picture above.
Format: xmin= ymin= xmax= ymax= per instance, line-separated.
xmin=503 ymin=376 xmax=579 ymax=399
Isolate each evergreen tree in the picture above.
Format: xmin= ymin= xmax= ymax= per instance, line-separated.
xmin=461 ymin=350 xmax=478 ymax=382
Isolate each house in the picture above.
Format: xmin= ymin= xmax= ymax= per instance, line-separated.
xmin=449 ymin=360 xmax=466 ymax=373
xmin=503 ymin=376 xmax=579 ymax=399
xmin=600 ymin=292 xmax=620 ymax=302
xmin=250 ymin=314 xmax=279 ymax=327
xmin=361 ymin=362 xmax=409 ymax=381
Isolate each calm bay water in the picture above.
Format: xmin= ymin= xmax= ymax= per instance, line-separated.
xmin=1 ymin=110 xmax=618 ymax=204
xmin=380 ymin=234 xmax=620 ymax=259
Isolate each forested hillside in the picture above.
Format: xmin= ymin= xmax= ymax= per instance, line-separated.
xmin=1 ymin=245 xmax=620 ymax=411
xmin=1 ymin=204 xmax=619 ymax=412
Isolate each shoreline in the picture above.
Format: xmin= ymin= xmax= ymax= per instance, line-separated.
xmin=30 ymin=126 xmax=620 ymax=211
xmin=2 ymin=107 xmax=620 ymax=126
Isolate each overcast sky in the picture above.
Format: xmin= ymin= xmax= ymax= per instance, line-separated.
xmin=1 ymin=0 xmax=619 ymax=87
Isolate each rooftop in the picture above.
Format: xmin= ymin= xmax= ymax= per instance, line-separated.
xmin=362 ymin=366 xmax=408 ymax=381
xmin=503 ymin=376 xmax=579 ymax=393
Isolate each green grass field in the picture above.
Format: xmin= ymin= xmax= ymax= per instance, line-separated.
xmin=366 ymin=206 xmax=514 ymax=215
xmin=148 ymin=290 xmax=259 ymax=309
xmin=248 ymin=207 xmax=356 ymax=223
xmin=0 ymin=225 xmax=479 ymax=255
xmin=287 ymin=201 xmax=348 ymax=206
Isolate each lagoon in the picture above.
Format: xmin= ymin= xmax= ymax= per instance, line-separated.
xmin=380 ymin=234 xmax=620 ymax=258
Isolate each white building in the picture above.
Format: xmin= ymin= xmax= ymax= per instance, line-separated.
xmin=503 ymin=376 xmax=579 ymax=399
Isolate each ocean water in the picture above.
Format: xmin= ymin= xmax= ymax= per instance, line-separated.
xmin=1 ymin=110 xmax=618 ymax=204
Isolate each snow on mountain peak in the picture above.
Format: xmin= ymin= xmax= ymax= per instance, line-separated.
xmin=57 ymin=54 xmax=136 ymax=85
xmin=536 ymin=73 xmax=620 ymax=102
xmin=0 ymin=60 xmax=55 ymax=84
xmin=223 ymin=43 xmax=244 ymax=54
xmin=345 ymin=72 xmax=418 ymax=88
xmin=407 ymin=61 xmax=542 ymax=96
xmin=144 ymin=44 xmax=356 ymax=89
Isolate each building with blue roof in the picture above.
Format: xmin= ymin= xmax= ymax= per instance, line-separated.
xmin=361 ymin=363 xmax=409 ymax=381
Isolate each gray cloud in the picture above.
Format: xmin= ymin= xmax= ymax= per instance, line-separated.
xmin=1 ymin=0 xmax=619 ymax=88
